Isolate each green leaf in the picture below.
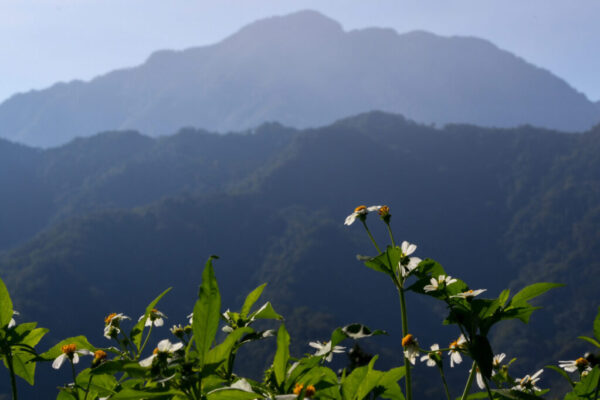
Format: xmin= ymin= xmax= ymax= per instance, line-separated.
xmin=470 ymin=335 xmax=494 ymax=378
xmin=111 ymin=388 xmax=185 ymax=399
xmin=206 ymin=389 xmax=260 ymax=400
xmin=340 ymin=324 xmax=386 ymax=340
xmin=273 ymin=323 xmax=290 ymax=388
xmin=509 ymin=282 xmax=563 ymax=306
xmin=193 ymin=256 xmax=221 ymax=369
xmin=545 ymin=365 xmax=575 ymax=388
xmin=363 ymin=246 xmax=402 ymax=279
xmin=594 ymin=306 xmax=600 ymax=342
xmin=341 ymin=362 xmax=369 ymax=400
xmin=130 ymin=287 xmax=172 ymax=351
xmin=240 ymin=283 xmax=266 ymax=318
xmin=574 ymin=366 xmax=600 ymax=397
xmin=91 ymin=360 xmax=150 ymax=378
xmin=40 ymin=336 xmax=96 ymax=360
xmin=492 ymin=388 xmax=544 ymax=399
xmin=206 ymin=327 xmax=253 ymax=371
xmin=578 ymin=336 xmax=600 ymax=349
xmin=251 ymin=302 xmax=283 ymax=321
xmin=0 ymin=276 xmax=14 ymax=328
xmin=377 ymin=367 xmax=406 ymax=400
xmin=7 ymin=352 xmax=36 ymax=385
xmin=357 ymin=356 xmax=382 ymax=400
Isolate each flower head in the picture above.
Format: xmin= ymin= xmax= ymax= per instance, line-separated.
xmin=399 ymin=241 xmax=422 ymax=278
xmin=450 ymin=289 xmax=486 ymax=300
xmin=170 ymin=324 xmax=185 ymax=339
xmin=139 ymin=339 xmax=183 ymax=367
xmin=138 ymin=308 xmax=166 ymax=327
xmin=420 ymin=343 xmax=441 ymax=367
xmin=402 ymin=334 xmax=419 ymax=365
xmin=344 ymin=205 xmax=382 ymax=226
xmin=513 ymin=369 xmax=543 ymax=392
xmin=103 ymin=313 xmax=130 ymax=339
xmin=423 ymin=275 xmax=458 ymax=293
xmin=559 ymin=357 xmax=592 ymax=373
xmin=448 ymin=334 xmax=467 ymax=367
xmin=52 ymin=343 xmax=93 ymax=369
xmin=293 ymin=383 xmax=316 ymax=397
xmin=8 ymin=311 xmax=19 ymax=328
xmin=308 ymin=341 xmax=346 ymax=362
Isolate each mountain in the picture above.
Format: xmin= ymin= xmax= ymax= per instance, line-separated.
xmin=0 ymin=112 xmax=599 ymax=397
xmin=1 ymin=10 xmax=598 ymax=147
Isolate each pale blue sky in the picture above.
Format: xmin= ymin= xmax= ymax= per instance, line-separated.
xmin=1 ymin=0 xmax=598 ymax=103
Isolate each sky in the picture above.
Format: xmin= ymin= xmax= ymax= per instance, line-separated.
xmin=1 ymin=0 xmax=599 ymax=103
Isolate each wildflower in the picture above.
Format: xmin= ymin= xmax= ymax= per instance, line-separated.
xmin=448 ymin=334 xmax=466 ymax=367
xmin=308 ymin=341 xmax=346 ymax=362
xmin=492 ymin=353 xmax=506 ymax=375
xmin=420 ymin=344 xmax=441 ymax=367
xmin=559 ymin=357 xmax=592 ymax=373
xmin=513 ymin=369 xmax=543 ymax=392
xmin=52 ymin=344 xmax=93 ymax=369
xmin=138 ymin=308 xmax=166 ymax=327
xmin=139 ymin=339 xmax=183 ymax=367
xmin=402 ymin=334 xmax=419 ymax=365
xmin=399 ymin=241 xmax=422 ymax=278
xmin=103 ymin=313 xmax=130 ymax=339
xmin=450 ymin=289 xmax=487 ymax=299
xmin=344 ymin=205 xmax=382 ymax=226
xmin=423 ymin=275 xmax=458 ymax=292
xmin=293 ymin=383 xmax=316 ymax=397
xmin=469 ymin=366 xmax=485 ymax=389
xmin=8 ymin=311 xmax=19 ymax=328
xmin=170 ymin=324 xmax=185 ymax=339
xmin=92 ymin=350 xmax=108 ymax=367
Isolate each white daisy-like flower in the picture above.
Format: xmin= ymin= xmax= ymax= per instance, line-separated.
xmin=344 ymin=205 xmax=382 ymax=226
xmin=559 ymin=357 xmax=592 ymax=373
xmin=469 ymin=366 xmax=486 ymax=389
xmin=52 ymin=343 xmax=93 ymax=369
xmin=448 ymin=334 xmax=467 ymax=367
xmin=513 ymin=369 xmax=543 ymax=392
xmin=8 ymin=311 xmax=19 ymax=328
xmin=399 ymin=241 xmax=422 ymax=278
xmin=138 ymin=308 xmax=166 ymax=327
xmin=450 ymin=289 xmax=487 ymax=299
xmin=420 ymin=344 xmax=441 ymax=367
xmin=103 ymin=313 xmax=130 ymax=339
xmin=139 ymin=339 xmax=184 ymax=367
xmin=492 ymin=353 xmax=506 ymax=376
xmin=423 ymin=275 xmax=458 ymax=292
xmin=308 ymin=341 xmax=346 ymax=362
xmin=402 ymin=334 xmax=420 ymax=365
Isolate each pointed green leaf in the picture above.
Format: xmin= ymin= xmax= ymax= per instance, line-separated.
xmin=357 ymin=356 xmax=381 ymax=400
xmin=240 ymin=283 xmax=266 ymax=318
xmin=130 ymin=287 xmax=172 ymax=351
xmin=340 ymin=324 xmax=386 ymax=340
xmin=509 ymin=283 xmax=563 ymax=306
xmin=0 ymin=276 xmax=14 ymax=328
xmin=574 ymin=366 xmax=600 ymax=396
xmin=545 ymin=365 xmax=575 ymax=388
xmin=111 ymin=388 xmax=185 ymax=399
xmin=206 ymin=327 xmax=253 ymax=370
xmin=578 ymin=336 xmax=600 ymax=348
xmin=193 ymin=256 xmax=221 ymax=369
xmin=273 ymin=323 xmax=290 ymax=388
xmin=251 ymin=302 xmax=283 ymax=321
xmin=206 ymin=389 xmax=260 ymax=400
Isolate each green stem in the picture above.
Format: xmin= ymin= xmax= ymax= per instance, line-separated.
xmin=397 ymin=287 xmax=412 ymax=400
xmin=361 ymin=220 xmax=381 ymax=254
xmin=70 ymin=359 xmax=81 ymax=400
xmin=83 ymin=375 xmax=94 ymax=400
xmin=6 ymin=351 xmax=18 ymax=400
xmin=460 ymin=361 xmax=477 ymax=400
xmin=385 ymin=222 xmax=396 ymax=247
xmin=138 ymin=325 xmax=153 ymax=359
xmin=437 ymin=365 xmax=451 ymax=400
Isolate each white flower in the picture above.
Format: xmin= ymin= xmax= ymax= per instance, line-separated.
xmin=187 ymin=312 xmax=193 ymax=324
xmin=470 ymin=366 xmax=485 ymax=389
xmin=344 ymin=205 xmax=382 ymax=226
xmin=138 ymin=308 xmax=166 ymax=327
xmin=448 ymin=334 xmax=466 ymax=367
xmin=450 ymin=289 xmax=487 ymax=299
xmin=399 ymin=241 xmax=422 ymax=278
xmin=559 ymin=357 xmax=592 ymax=373
xmin=513 ymin=369 xmax=543 ymax=392
xmin=423 ymin=275 xmax=458 ymax=292
xmin=52 ymin=343 xmax=93 ymax=369
xmin=139 ymin=339 xmax=183 ymax=367
xmin=420 ymin=344 xmax=441 ymax=367
xmin=8 ymin=311 xmax=19 ymax=328
xmin=492 ymin=353 xmax=506 ymax=376
xmin=308 ymin=341 xmax=346 ymax=362
xmin=103 ymin=313 xmax=130 ymax=339
xmin=402 ymin=334 xmax=420 ymax=365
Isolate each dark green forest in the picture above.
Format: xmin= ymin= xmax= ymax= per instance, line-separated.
xmin=1 ymin=111 xmax=599 ymax=398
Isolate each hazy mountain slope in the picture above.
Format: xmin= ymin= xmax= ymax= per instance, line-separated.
xmin=1 ymin=10 xmax=598 ymax=147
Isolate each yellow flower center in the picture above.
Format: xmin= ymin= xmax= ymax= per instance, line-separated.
xmin=61 ymin=344 xmax=77 ymax=354
xmin=576 ymin=357 xmax=589 ymax=367
xmin=153 ymin=348 xmax=159 ymax=355
xmin=305 ymin=385 xmax=316 ymax=397
xmin=402 ymin=334 xmax=415 ymax=347
xmin=293 ymin=383 xmax=304 ymax=395
xmin=378 ymin=205 xmax=390 ymax=216
xmin=104 ymin=313 xmax=117 ymax=324
xmin=354 ymin=205 xmax=367 ymax=212
xmin=94 ymin=350 xmax=107 ymax=360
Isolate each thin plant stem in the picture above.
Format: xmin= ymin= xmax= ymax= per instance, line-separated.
xmin=437 ymin=365 xmax=452 ymax=400
xmin=83 ymin=375 xmax=94 ymax=400
xmin=70 ymin=359 xmax=81 ymax=400
xmin=385 ymin=221 xmax=396 ymax=247
xmin=460 ymin=361 xmax=477 ymax=400
xmin=6 ymin=351 xmax=18 ymax=400
xmin=138 ymin=325 xmax=153 ymax=359
xmin=361 ymin=220 xmax=381 ymax=254
xmin=398 ymin=287 xmax=412 ymax=400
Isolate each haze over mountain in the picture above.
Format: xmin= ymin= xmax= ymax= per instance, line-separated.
xmin=0 ymin=10 xmax=598 ymax=147
xmin=1 ymin=112 xmax=599 ymax=397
